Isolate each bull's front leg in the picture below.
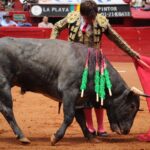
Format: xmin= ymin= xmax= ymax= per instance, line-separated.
xmin=75 ymin=108 xmax=99 ymax=143
xmin=50 ymin=89 xmax=77 ymax=146
xmin=75 ymin=108 xmax=93 ymax=138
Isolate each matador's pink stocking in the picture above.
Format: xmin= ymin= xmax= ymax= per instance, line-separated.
xmin=95 ymin=108 xmax=105 ymax=133
xmin=84 ymin=108 xmax=95 ymax=133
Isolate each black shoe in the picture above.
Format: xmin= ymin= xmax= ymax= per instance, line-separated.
xmin=90 ymin=131 xmax=96 ymax=136
xmin=97 ymin=131 xmax=108 ymax=137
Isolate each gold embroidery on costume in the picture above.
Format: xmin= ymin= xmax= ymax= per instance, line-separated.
xmin=98 ymin=29 xmax=101 ymax=35
xmin=73 ymin=27 xmax=79 ymax=33
xmin=96 ymin=14 xmax=109 ymax=32
xmin=51 ymin=11 xmax=108 ymax=49
xmin=72 ymin=34 xmax=76 ymax=39
xmin=94 ymin=29 xmax=97 ymax=35
xmin=71 ymin=26 xmax=74 ymax=31
xmin=67 ymin=11 xmax=80 ymax=24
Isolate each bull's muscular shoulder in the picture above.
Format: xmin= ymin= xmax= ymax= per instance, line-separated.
xmin=96 ymin=13 xmax=109 ymax=31
xmin=67 ymin=11 xmax=80 ymax=23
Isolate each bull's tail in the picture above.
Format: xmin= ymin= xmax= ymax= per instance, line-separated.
xmin=58 ymin=102 xmax=62 ymax=114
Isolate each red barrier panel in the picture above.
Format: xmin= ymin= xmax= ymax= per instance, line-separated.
xmin=102 ymin=27 xmax=150 ymax=61
xmin=0 ymin=26 xmax=149 ymax=62
xmin=0 ymin=27 xmax=51 ymax=38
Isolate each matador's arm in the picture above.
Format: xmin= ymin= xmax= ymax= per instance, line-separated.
xmin=104 ymin=24 xmax=140 ymax=59
xmin=50 ymin=17 xmax=68 ymax=39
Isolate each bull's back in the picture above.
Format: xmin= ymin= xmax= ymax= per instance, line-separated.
xmin=0 ymin=37 xmax=87 ymax=98
xmin=0 ymin=37 xmax=86 ymax=65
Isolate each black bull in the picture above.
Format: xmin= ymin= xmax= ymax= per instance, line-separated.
xmin=0 ymin=37 xmax=139 ymax=145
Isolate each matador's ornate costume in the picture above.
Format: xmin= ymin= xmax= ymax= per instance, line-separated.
xmin=50 ymin=11 xmax=139 ymax=59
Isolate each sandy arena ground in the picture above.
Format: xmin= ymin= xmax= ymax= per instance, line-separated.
xmin=0 ymin=63 xmax=150 ymax=150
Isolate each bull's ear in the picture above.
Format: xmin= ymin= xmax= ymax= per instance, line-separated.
xmin=126 ymin=90 xmax=140 ymax=104
xmin=127 ymin=90 xmax=138 ymax=98
xmin=113 ymin=88 xmax=131 ymax=104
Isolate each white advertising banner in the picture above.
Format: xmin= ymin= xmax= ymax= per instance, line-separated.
xmin=31 ymin=4 xmax=131 ymax=17
xmin=38 ymin=0 xmax=126 ymax=5
xmin=30 ymin=0 xmax=130 ymax=17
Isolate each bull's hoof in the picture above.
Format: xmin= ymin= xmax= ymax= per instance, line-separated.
xmin=19 ymin=137 xmax=31 ymax=144
xmin=50 ymin=134 xmax=59 ymax=146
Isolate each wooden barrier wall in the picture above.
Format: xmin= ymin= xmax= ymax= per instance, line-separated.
xmin=0 ymin=26 xmax=149 ymax=62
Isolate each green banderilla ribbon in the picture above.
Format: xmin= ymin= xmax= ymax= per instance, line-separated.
xmin=80 ymin=68 xmax=88 ymax=97
xmin=95 ymin=70 xmax=100 ymax=102
xmin=104 ymin=68 xmax=112 ymax=96
xmin=99 ymin=74 xmax=105 ymax=105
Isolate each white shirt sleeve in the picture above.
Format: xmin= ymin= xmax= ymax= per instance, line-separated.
xmin=1 ymin=19 xmax=18 ymax=27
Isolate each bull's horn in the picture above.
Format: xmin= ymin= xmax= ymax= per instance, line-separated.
xmin=130 ymin=87 xmax=150 ymax=98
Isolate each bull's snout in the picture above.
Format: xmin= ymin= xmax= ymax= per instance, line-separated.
xmin=121 ymin=129 xmax=130 ymax=135
xmin=111 ymin=123 xmax=130 ymax=135
xmin=110 ymin=123 xmax=121 ymax=134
